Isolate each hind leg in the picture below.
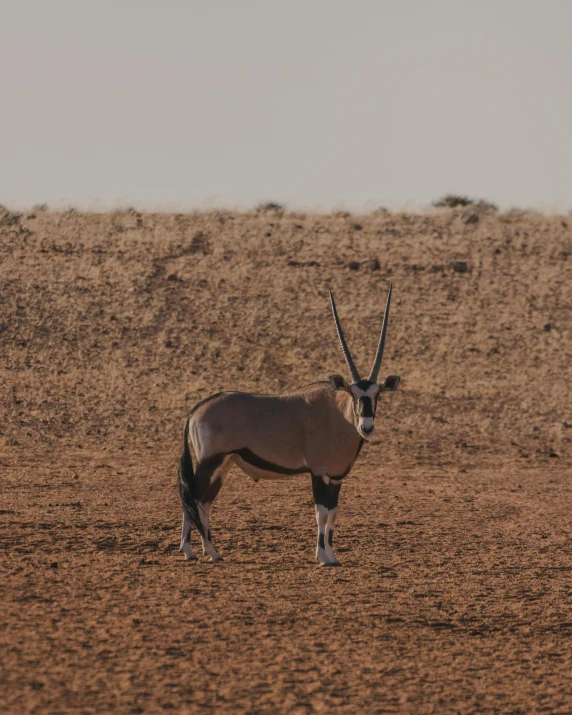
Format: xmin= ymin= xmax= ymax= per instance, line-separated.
xmin=196 ymin=455 xmax=232 ymax=562
xmin=180 ymin=512 xmax=198 ymax=561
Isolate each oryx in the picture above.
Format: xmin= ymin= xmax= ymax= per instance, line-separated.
xmin=178 ymin=284 xmax=400 ymax=565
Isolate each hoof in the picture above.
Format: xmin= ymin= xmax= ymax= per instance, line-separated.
xmin=209 ymin=554 xmax=223 ymax=563
xmin=181 ymin=543 xmax=198 ymax=561
xmin=319 ymin=560 xmax=340 ymax=567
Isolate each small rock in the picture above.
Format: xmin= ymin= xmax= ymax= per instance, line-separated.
xmin=50 ymin=562 xmax=58 ymax=569
xmin=451 ymin=261 xmax=469 ymax=274
xmin=166 ymin=274 xmax=179 ymax=282
xmin=370 ymin=258 xmax=381 ymax=271
xmin=348 ymin=261 xmax=360 ymax=271
xmin=72 ymin=473 xmax=79 ymax=479
xmin=544 ymin=323 xmax=553 ymax=332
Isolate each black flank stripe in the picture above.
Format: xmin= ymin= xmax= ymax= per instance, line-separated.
xmin=232 ymin=448 xmax=309 ymax=475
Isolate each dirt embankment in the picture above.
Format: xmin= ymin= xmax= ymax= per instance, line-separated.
xmin=1 ymin=206 xmax=571 ymax=461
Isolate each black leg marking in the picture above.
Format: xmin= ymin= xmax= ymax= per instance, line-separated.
xmin=328 ymin=530 xmax=333 ymax=548
xmin=318 ymin=532 xmax=326 ymax=550
xmin=312 ymin=475 xmax=341 ymax=510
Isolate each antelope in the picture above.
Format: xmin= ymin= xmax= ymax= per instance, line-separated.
xmin=178 ymin=284 xmax=400 ymax=565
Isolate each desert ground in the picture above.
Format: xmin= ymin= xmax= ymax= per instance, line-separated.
xmin=1 ymin=204 xmax=571 ymax=713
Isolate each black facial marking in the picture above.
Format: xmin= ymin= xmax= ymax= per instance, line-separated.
xmin=327 ymin=530 xmax=334 ymax=547
xmin=351 ymin=381 xmax=380 ymax=421
xmin=318 ymin=533 xmax=326 ymax=550
xmin=312 ymin=474 xmax=341 ymax=510
xmin=358 ymin=397 xmax=374 ymax=418
xmin=232 ymin=447 xmax=309 ymax=475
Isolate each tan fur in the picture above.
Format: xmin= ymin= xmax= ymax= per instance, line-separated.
xmin=189 ymin=381 xmax=362 ymax=478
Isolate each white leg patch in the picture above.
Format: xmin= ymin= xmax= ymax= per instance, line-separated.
xmin=325 ymin=508 xmax=340 ymax=566
xmin=198 ymin=502 xmax=223 ymax=562
xmin=315 ymin=504 xmax=334 ymax=566
xmin=180 ymin=513 xmax=197 ymax=561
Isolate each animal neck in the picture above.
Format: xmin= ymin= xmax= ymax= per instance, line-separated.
xmin=336 ymin=390 xmax=361 ymax=435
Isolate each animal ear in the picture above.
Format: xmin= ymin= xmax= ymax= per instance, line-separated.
xmin=330 ymin=374 xmax=350 ymax=391
xmin=381 ymin=375 xmax=400 ymax=391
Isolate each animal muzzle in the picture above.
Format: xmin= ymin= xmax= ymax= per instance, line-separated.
xmin=358 ymin=417 xmax=375 ymax=438
xmin=357 ymin=397 xmax=375 ymax=438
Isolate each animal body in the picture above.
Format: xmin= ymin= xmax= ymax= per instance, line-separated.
xmin=178 ymin=285 xmax=400 ymax=565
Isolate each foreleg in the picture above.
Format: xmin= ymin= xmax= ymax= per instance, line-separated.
xmin=311 ymin=475 xmax=342 ymax=566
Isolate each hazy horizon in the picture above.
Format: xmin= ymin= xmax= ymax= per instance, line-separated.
xmin=2 ymin=1 xmax=572 ymax=212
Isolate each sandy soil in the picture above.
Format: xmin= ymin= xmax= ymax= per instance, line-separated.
xmin=1 ymin=206 xmax=571 ymax=713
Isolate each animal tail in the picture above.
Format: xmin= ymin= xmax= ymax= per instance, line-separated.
xmin=177 ymin=416 xmax=205 ymax=537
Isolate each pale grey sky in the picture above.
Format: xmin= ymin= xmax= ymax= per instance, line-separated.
xmin=2 ymin=0 xmax=571 ymax=211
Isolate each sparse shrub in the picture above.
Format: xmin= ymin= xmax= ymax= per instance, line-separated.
xmin=433 ymin=195 xmax=474 ymax=208
xmin=256 ymin=201 xmax=285 ymax=215
xmin=0 ymin=207 xmax=20 ymax=226
xmin=433 ymin=195 xmax=497 ymax=211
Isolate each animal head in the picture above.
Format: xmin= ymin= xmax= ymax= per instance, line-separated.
xmin=328 ymin=284 xmax=400 ymax=439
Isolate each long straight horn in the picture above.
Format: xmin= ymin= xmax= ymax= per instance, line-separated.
xmin=368 ymin=282 xmax=393 ymax=383
xmin=329 ymin=289 xmax=361 ymax=384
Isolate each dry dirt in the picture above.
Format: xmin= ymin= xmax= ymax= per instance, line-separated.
xmin=1 ymin=206 xmax=571 ymax=713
